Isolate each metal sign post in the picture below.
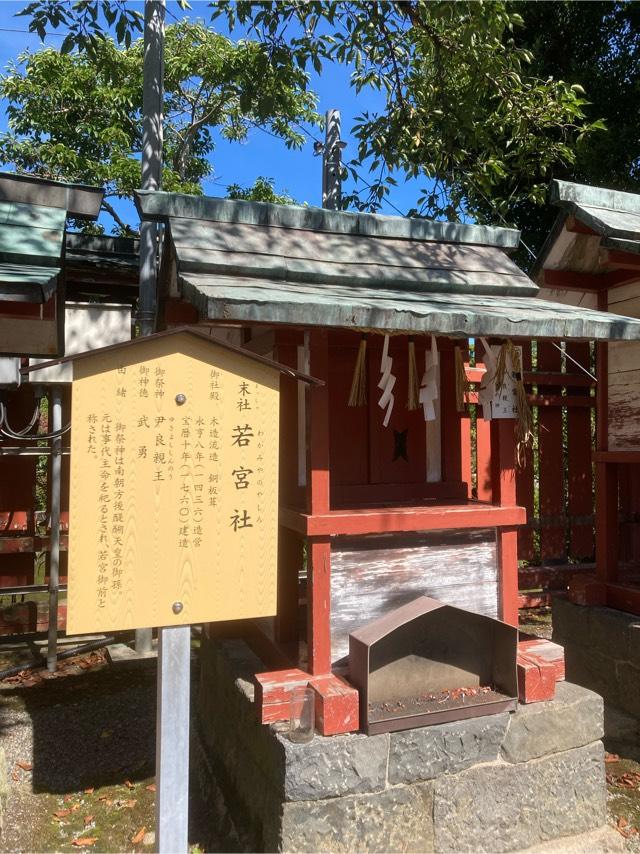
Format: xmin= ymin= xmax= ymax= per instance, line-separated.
xmin=156 ymin=624 xmax=191 ymax=853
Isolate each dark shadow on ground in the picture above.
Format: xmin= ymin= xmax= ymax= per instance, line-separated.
xmin=0 ymin=665 xmax=156 ymax=794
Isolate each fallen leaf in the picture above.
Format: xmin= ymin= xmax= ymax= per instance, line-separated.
xmin=84 ymin=788 xmax=94 ymax=795
xmin=606 ymin=753 xmax=621 ymax=763
xmin=131 ymin=827 xmax=146 ymax=845
xmin=145 ymin=783 xmax=156 ymax=792
xmin=64 ymin=795 xmax=73 ymax=803
xmin=53 ymin=809 xmax=71 ymax=820
xmin=100 ymin=730 xmax=112 ymax=739
xmin=84 ymin=816 xmax=94 ymax=827
xmin=71 ymin=803 xmax=80 ymax=812
xmin=16 ymin=761 xmax=32 ymax=771
xmin=124 ymin=780 xmax=135 ymax=790
xmin=71 ymin=837 xmax=98 ymax=848
xmin=124 ymin=799 xmax=137 ymax=809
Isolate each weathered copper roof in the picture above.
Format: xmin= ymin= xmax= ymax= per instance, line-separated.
xmin=136 ymin=189 xmax=640 ymax=341
xmin=0 ymin=173 xmax=104 ymax=303
xmin=534 ymin=180 xmax=640 ymax=279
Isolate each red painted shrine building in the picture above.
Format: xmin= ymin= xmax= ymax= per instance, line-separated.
xmin=131 ymin=190 xmax=640 ymax=730
xmin=535 ymin=180 xmax=640 ymax=615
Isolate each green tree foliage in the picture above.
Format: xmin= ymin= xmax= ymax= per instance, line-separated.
xmin=210 ymin=1 xmax=599 ymax=222
xmin=226 ymin=176 xmax=297 ymax=205
xmin=18 ymin=0 xmax=606 ymax=231
xmin=499 ymin=1 xmax=640 ymax=257
xmin=0 ymin=19 xmax=318 ymax=232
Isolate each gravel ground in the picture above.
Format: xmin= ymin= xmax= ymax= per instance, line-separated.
xmin=0 ymin=648 xmax=208 ymax=853
xmin=0 ymin=612 xmax=639 ymax=852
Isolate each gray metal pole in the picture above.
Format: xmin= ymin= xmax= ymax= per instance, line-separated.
xmin=322 ymin=109 xmax=344 ymax=211
xmin=138 ymin=0 xmax=164 ymax=337
xmin=156 ymin=624 xmax=191 ymax=853
xmin=136 ymin=0 xmax=165 ymax=655
xmin=46 ymin=388 xmax=62 ymax=672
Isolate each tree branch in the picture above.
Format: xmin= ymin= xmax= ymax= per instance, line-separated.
xmin=101 ymin=198 xmax=134 ymax=234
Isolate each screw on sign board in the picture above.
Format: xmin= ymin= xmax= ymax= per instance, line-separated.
xmin=29 ymin=328 xmax=318 ymax=634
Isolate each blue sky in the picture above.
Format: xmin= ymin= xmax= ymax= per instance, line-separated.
xmin=0 ymin=0 xmax=427 ymax=231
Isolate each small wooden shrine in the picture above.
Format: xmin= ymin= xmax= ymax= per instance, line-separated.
xmin=136 ymin=190 xmax=640 ymax=733
xmin=535 ymin=180 xmax=640 ymax=614
xmin=0 ymin=172 xmax=103 ymax=358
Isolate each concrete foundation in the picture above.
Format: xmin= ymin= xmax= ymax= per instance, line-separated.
xmin=195 ymin=635 xmax=608 ymax=853
xmin=553 ymin=595 xmax=640 ymax=760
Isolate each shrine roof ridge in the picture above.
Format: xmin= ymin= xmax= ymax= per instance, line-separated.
xmin=21 ymin=326 xmax=323 ymax=385
xmin=551 ymin=180 xmax=640 ymax=218
xmin=135 ymin=190 xmax=521 ymax=250
xmin=0 ymin=172 xmax=103 ymax=220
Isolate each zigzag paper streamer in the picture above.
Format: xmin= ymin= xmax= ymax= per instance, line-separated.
xmin=377 ymin=334 xmax=396 ymax=428
xmin=419 ymin=334 xmax=439 ymax=422
xmin=478 ymin=337 xmax=497 ymax=421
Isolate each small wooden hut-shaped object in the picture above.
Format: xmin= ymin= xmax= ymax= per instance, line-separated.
xmin=534 ymin=180 xmax=640 ymax=613
xmin=136 ymin=190 xmax=640 ymax=732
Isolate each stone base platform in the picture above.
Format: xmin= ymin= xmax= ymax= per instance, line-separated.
xmin=553 ymin=595 xmax=640 ymax=760
xmin=195 ymin=636 xmax=607 ymax=853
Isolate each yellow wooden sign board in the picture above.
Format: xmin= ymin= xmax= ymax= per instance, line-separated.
xmin=66 ymin=332 xmax=280 ymax=633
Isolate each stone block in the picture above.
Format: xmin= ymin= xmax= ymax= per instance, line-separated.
xmin=278 ymin=783 xmax=434 ymax=854
xmin=614 ymin=661 xmax=640 ymax=719
xmin=552 ymin=595 xmax=590 ymax=648
xmin=433 ymin=742 xmax=605 ymax=853
xmin=628 ymin=622 xmax=640 ymax=664
xmin=589 ymin=607 xmax=633 ymax=661
xmin=536 ymin=742 xmax=606 ymax=842
xmin=501 ymin=682 xmax=603 ymax=764
xmin=275 ymin=731 xmax=389 ymax=802
xmin=434 ymin=757 xmax=540 ymax=852
xmin=603 ymin=704 xmax=640 ymax=759
xmin=563 ymin=645 xmax=618 ymax=708
xmin=388 ymin=713 xmax=508 ymax=786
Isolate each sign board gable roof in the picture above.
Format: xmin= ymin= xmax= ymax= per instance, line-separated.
xmin=22 ymin=326 xmax=322 ymax=385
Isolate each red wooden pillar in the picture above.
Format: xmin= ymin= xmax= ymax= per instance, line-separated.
xmin=491 ymin=419 xmax=519 ymax=626
xmin=476 ymin=416 xmax=492 ymax=502
xmin=440 ymin=346 xmax=463 ymax=486
xmin=307 ymin=330 xmax=332 ymax=675
xmin=537 ymin=343 xmax=565 ymax=561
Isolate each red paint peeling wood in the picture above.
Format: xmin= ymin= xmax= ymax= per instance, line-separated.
xmin=517 ymin=653 xmax=556 ymax=703
xmin=519 ymin=635 xmax=565 ymax=681
xmin=310 ymin=674 xmax=359 ymax=736
xmin=280 ymin=503 xmax=525 ymax=537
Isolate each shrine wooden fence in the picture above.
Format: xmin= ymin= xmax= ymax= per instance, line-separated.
xmin=464 ymin=340 xmax=597 ymax=606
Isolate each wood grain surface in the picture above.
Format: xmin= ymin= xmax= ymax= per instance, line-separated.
xmin=66 ymin=332 xmax=279 ymax=633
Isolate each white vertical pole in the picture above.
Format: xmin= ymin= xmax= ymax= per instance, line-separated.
xmin=46 ymin=387 xmax=62 ymax=672
xmin=136 ymin=0 xmax=165 ymax=656
xmin=156 ymin=624 xmax=191 ymax=853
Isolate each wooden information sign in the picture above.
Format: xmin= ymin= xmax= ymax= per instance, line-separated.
xmin=65 ymin=330 xmax=283 ymax=634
